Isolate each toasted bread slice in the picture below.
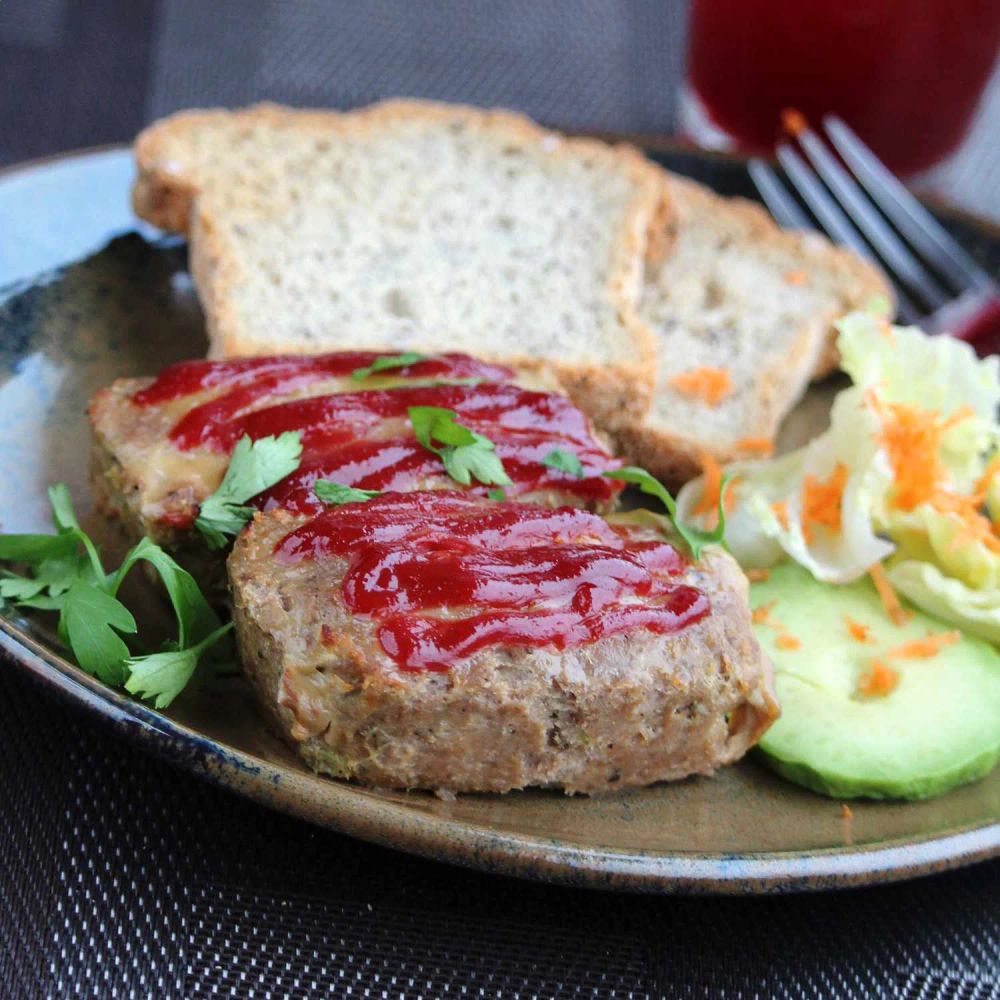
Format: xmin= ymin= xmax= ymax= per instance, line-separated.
xmin=132 ymin=100 xmax=667 ymax=429
xmin=617 ymin=174 xmax=891 ymax=485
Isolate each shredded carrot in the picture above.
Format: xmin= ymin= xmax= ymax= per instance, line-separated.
xmin=776 ymin=633 xmax=802 ymax=650
xmin=784 ymin=269 xmax=809 ymax=286
xmin=840 ymin=803 xmax=854 ymax=821
xmin=801 ymin=462 xmax=849 ymax=542
xmin=781 ymin=107 xmax=808 ymax=136
xmin=752 ymin=600 xmax=776 ymax=625
xmin=886 ymin=631 xmax=961 ymax=660
xmin=876 ymin=317 xmax=895 ymax=344
xmin=857 ymin=659 xmax=900 ymax=698
xmin=746 ymin=568 xmax=770 ymax=583
xmin=693 ymin=452 xmax=739 ymax=527
xmin=772 ymin=501 xmax=790 ymax=530
xmin=976 ymin=455 xmax=1000 ymax=498
xmin=868 ymin=562 xmax=913 ymax=627
xmin=693 ymin=451 xmax=724 ymax=516
xmin=845 ymin=616 xmax=874 ymax=644
xmin=670 ymin=367 xmax=733 ymax=406
xmin=735 ymin=437 xmax=775 ymax=456
xmin=870 ymin=391 xmax=974 ymax=511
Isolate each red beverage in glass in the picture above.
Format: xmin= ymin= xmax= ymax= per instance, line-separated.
xmin=682 ymin=0 xmax=1000 ymax=176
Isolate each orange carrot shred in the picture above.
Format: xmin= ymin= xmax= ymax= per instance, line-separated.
xmin=752 ymin=601 xmax=776 ymax=625
xmin=845 ymin=616 xmax=874 ymax=644
xmin=840 ymin=803 xmax=854 ymax=821
xmin=857 ymin=659 xmax=900 ymax=698
xmin=781 ymin=107 xmax=808 ymax=136
xmin=776 ymin=633 xmax=802 ymax=650
xmin=801 ymin=462 xmax=849 ymax=542
xmin=670 ymin=367 xmax=733 ymax=406
xmin=784 ymin=269 xmax=809 ymax=286
xmin=868 ymin=563 xmax=913 ymax=627
xmin=735 ymin=437 xmax=775 ymax=456
xmin=694 ymin=451 xmax=724 ymax=516
xmin=746 ymin=568 xmax=770 ymax=583
xmin=976 ymin=455 xmax=1000 ymax=497
xmin=886 ymin=631 xmax=961 ymax=660
xmin=871 ymin=394 xmax=975 ymax=512
xmin=772 ymin=501 xmax=789 ymax=530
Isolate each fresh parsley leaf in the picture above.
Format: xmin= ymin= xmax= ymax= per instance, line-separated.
xmin=408 ymin=406 xmax=513 ymax=488
xmin=48 ymin=483 xmax=80 ymax=531
xmin=541 ymin=449 xmax=585 ymax=479
xmin=62 ymin=579 xmax=136 ymax=685
xmin=603 ymin=466 xmax=730 ymax=561
xmin=0 ymin=532 xmax=78 ymax=564
xmin=314 ymin=481 xmax=382 ymax=506
xmin=351 ymin=352 xmax=427 ymax=381
xmin=112 ymin=537 xmax=222 ymax=647
xmin=124 ymin=621 xmax=234 ymax=708
xmin=195 ymin=432 xmax=303 ymax=549
xmin=487 ymin=487 xmax=506 ymax=501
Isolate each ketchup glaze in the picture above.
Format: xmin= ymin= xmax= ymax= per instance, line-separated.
xmin=276 ymin=492 xmax=708 ymax=672
xmin=133 ymin=352 xmax=623 ymax=509
xmin=132 ymin=351 xmax=514 ymax=405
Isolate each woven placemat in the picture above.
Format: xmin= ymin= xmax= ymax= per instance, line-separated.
xmin=1 ymin=662 xmax=997 ymax=999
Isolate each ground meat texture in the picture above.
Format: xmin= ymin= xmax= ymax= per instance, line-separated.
xmin=228 ymin=497 xmax=778 ymax=796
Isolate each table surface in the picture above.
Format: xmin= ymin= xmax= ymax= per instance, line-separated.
xmin=0 ymin=4 xmax=998 ymax=998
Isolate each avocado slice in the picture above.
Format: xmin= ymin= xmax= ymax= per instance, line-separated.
xmin=751 ymin=562 xmax=1000 ymax=800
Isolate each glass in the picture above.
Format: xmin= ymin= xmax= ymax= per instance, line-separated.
xmin=680 ymin=0 xmax=1000 ymax=177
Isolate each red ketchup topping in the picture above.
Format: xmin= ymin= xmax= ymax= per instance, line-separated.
xmin=275 ymin=492 xmax=707 ymax=672
xmin=131 ymin=351 xmax=515 ymax=406
xmin=135 ymin=351 xmax=624 ymax=508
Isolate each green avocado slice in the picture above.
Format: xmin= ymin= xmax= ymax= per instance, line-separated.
xmin=751 ymin=562 xmax=1000 ymax=801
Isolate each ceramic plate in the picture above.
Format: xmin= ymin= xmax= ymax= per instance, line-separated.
xmin=1 ymin=144 xmax=998 ymax=894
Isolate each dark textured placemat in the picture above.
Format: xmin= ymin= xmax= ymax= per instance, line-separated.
xmin=1 ymin=663 xmax=998 ymax=999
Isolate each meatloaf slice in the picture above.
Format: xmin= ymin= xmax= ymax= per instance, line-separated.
xmin=89 ymin=350 xmax=624 ymax=593
xmin=229 ymin=492 xmax=778 ymax=795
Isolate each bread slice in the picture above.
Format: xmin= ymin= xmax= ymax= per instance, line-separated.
xmin=132 ymin=101 xmax=667 ymax=429
xmin=616 ymin=174 xmax=891 ymax=485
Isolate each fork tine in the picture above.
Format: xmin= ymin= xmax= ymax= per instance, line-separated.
xmin=797 ymin=128 xmax=951 ymax=311
xmin=824 ymin=115 xmax=995 ymax=292
xmin=748 ymin=159 xmax=814 ymax=230
xmin=767 ymin=145 xmax=921 ymax=324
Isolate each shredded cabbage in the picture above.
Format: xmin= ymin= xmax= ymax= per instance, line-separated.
xmin=680 ymin=309 xmax=1000 ymax=639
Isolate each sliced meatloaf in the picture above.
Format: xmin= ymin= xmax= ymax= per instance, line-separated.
xmin=89 ymin=351 xmax=624 ymax=591
xmin=229 ymin=491 xmax=778 ymax=795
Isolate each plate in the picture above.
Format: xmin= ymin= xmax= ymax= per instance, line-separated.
xmin=1 ymin=143 xmax=998 ymax=894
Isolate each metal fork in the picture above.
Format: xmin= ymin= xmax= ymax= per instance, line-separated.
xmin=749 ymin=116 xmax=1000 ymax=350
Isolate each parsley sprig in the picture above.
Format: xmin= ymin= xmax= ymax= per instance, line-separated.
xmin=195 ymin=432 xmax=302 ymax=549
xmin=0 ymin=485 xmax=231 ymax=707
xmin=603 ymin=466 xmax=730 ymax=561
xmin=314 ymin=481 xmax=381 ymax=506
xmin=351 ymin=352 xmax=427 ymax=381
xmin=541 ymin=448 xmax=585 ymax=479
xmin=408 ymin=406 xmax=512 ymax=488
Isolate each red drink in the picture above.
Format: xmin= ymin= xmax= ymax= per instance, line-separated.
xmin=682 ymin=0 xmax=1000 ymax=176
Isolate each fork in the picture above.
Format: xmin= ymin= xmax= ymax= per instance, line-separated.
xmin=749 ymin=116 xmax=1000 ymax=355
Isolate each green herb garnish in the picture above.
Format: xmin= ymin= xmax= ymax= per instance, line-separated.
xmin=541 ymin=449 xmax=585 ymax=479
xmin=603 ymin=466 xmax=730 ymax=560
xmin=351 ymin=352 xmax=427 ymax=381
xmin=314 ymin=481 xmax=382 ymax=506
xmin=0 ymin=485 xmax=231 ymax=707
xmin=408 ymin=406 xmax=513 ymax=488
xmin=195 ymin=432 xmax=303 ymax=549
xmin=487 ymin=488 xmax=507 ymax=501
